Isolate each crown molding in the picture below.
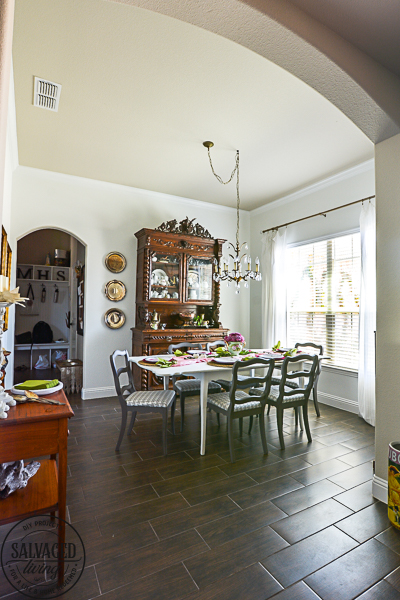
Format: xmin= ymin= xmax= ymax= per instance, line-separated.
xmin=251 ymin=159 xmax=374 ymax=216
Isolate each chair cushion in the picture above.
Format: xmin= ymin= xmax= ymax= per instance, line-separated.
xmin=174 ymin=379 xmax=221 ymax=393
xmin=271 ymin=376 xmax=299 ymax=389
xmin=125 ymin=389 xmax=175 ymax=407
xmin=208 ymin=390 xmax=262 ymax=412
xmin=250 ymin=385 xmax=305 ymax=404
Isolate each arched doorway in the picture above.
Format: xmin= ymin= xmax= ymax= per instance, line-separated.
xmin=14 ymin=228 xmax=85 ymax=385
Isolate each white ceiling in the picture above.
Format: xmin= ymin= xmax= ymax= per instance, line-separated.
xmin=12 ymin=0 xmax=373 ymax=211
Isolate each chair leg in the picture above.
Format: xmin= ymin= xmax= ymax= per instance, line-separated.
xmin=216 ymin=412 xmax=220 ymax=426
xmin=127 ymin=410 xmax=137 ymax=435
xmin=171 ymin=400 xmax=176 ymax=435
xmin=294 ymin=407 xmax=299 ymax=427
xmin=302 ymin=403 xmax=312 ymax=443
xmin=239 ymin=418 xmax=243 ymax=437
xmin=276 ymin=406 xmax=285 ymax=450
xmin=259 ymin=410 xmax=268 ymax=455
xmin=267 ymin=404 xmax=271 ymax=415
xmin=313 ymin=385 xmax=321 ymax=417
xmin=227 ymin=417 xmax=235 ymax=462
xmin=298 ymin=408 xmax=304 ymax=431
xmin=115 ymin=408 xmax=127 ymax=452
xmin=180 ymin=393 xmax=185 ymax=433
xmin=162 ymin=410 xmax=168 ymax=455
xmin=248 ymin=415 xmax=253 ymax=434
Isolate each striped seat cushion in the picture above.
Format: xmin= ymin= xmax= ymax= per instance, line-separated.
xmin=125 ymin=389 xmax=175 ymax=407
xmin=208 ymin=390 xmax=262 ymax=412
xmin=250 ymin=385 xmax=304 ymax=404
xmin=174 ymin=379 xmax=221 ymax=393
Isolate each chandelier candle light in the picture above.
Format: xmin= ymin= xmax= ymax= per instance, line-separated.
xmin=203 ymin=141 xmax=261 ymax=293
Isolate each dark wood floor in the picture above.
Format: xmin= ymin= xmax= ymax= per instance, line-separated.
xmin=2 ymin=395 xmax=400 ymax=600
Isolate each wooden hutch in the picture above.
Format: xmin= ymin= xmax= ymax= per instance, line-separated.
xmin=131 ymin=218 xmax=229 ymax=390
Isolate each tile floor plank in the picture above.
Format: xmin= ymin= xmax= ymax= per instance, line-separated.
xmin=305 ymin=538 xmax=400 ymax=600
xmin=261 ymin=525 xmax=358 ymax=587
xmin=271 ymin=479 xmax=344 ymax=516
xmin=184 ymin=524 xmax=288 ymax=589
xmin=270 ymin=498 xmax=353 ymax=544
xmin=197 ymin=499 xmax=286 ymax=548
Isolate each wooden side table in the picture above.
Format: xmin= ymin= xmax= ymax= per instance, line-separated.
xmin=0 ymin=390 xmax=74 ymax=581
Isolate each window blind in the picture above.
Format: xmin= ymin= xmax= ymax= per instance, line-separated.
xmin=287 ymin=232 xmax=360 ymax=370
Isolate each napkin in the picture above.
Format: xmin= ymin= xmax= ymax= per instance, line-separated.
xmin=15 ymin=379 xmax=59 ymax=390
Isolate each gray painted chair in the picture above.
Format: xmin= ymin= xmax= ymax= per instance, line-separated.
xmin=110 ymin=350 xmax=176 ymax=454
xmin=167 ymin=342 xmax=222 ymax=432
xmin=206 ymin=339 xmax=260 ymax=393
xmin=206 ymin=339 xmax=256 ymax=435
xmin=250 ymin=354 xmax=319 ymax=449
xmin=270 ymin=342 xmax=324 ymax=422
xmin=207 ymin=357 xmax=275 ymax=462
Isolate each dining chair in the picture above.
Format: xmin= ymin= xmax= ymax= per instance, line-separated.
xmin=206 ymin=340 xmax=226 ymax=352
xmin=207 ymin=357 xmax=275 ymax=462
xmin=270 ymin=342 xmax=324 ymax=419
xmin=206 ymin=339 xmax=257 ymax=435
xmin=249 ymin=354 xmax=319 ymax=450
xmin=110 ymin=350 xmax=176 ymax=454
xmin=206 ymin=339 xmax=261 ymax=392
xmin=167 ymin=342 xmax=222 ymax=432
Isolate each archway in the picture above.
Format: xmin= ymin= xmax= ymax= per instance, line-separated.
xmin=13 ymin=227 xmax=86 ymax=390
xmin=113 ymin=0 xmax=400 ymax=142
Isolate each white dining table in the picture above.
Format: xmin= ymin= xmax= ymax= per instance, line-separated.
xmin=129 ymin=351 xmax=305 ymax=455
xmin=130 ymin=351 xmax=331 ymax=455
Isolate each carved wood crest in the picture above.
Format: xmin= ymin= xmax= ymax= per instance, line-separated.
xmin=155 ymin=217 xmax=212 ymax=239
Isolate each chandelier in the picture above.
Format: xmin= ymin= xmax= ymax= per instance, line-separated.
xmin=203 ymin=141 xmax=261 ymax=293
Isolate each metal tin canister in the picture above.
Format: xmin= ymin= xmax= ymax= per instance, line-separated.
xmin=54 ymin=249 xmax=69 ymax=267
xmin=388 ymin=442 xmax=400 ymax=528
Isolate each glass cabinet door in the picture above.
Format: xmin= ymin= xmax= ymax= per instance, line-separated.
xmin=186 ymin=256 xmax=213 ymax=302
xmin=149 ymin=253 xmax=180 ymax=300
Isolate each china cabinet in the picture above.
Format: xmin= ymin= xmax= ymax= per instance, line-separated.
xmin=131 ymin=218 xmax=228 ymax=390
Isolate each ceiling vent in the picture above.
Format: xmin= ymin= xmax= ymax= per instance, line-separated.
xmin=33 ymin=77 xmax=62 ymax=112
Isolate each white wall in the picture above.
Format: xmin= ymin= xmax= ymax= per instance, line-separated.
xmin=374 ymin=133 xmax=400 ymax=501
xmin=248 ymin=160 xmax=375 ymax=413
xmin=10 ymin=166 xmax=250 ymax=398
xmin=2 ymin=67 xmax=18 ymax=389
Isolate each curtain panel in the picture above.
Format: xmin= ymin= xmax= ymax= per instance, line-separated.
xmin=261 ymin=229 xmax=287 ymax=349
xmin=358 ymin=201 xmax=376 ymax=426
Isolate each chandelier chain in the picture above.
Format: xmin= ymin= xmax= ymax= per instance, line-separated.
xmin=207 ymin=148 xmax=240 ymax=249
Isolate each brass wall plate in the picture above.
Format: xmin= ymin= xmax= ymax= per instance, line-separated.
xmin=105 ymin=308 xmax=126 ymax=329
xmin=105 ymin=280 xmax=126 ymax=301
xmin=105 ymin=252 xmax=126 ymax=273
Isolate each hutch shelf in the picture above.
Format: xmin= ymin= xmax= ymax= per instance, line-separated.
xmin=131 ymin=218 xmax=229 ymax=390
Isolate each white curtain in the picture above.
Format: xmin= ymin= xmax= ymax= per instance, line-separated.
xmin=261 ymin=228 xmax=287 ymax=349
xmin=358 ymin=202 xmax=376 ymax=426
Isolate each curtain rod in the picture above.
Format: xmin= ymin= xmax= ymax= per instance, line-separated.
xmin=261 ymin=195 xmax=375 ymax=234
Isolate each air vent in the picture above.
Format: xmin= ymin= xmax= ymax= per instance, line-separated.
xmin=33 ymin=77 xmax=62 ymax=112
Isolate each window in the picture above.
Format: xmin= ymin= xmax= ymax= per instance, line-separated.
xmin=287 ymin=232 xmax=360 ymax=370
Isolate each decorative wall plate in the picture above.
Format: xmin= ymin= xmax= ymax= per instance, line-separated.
xmin=105 ymin=252 xmax=126 ymax=273
xmin=104 ymin=308 xmax=126 ymax=329
xmin=105 ymin=280 xmax=126 ymax=301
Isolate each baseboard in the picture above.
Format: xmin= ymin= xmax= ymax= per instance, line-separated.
xmin=81 ymin=386 xmax=116 ymax=400
xmin=372 ymin=475 xmax=388 ymax=504
xmin=318 ymin=391 xmax=359 ymax=414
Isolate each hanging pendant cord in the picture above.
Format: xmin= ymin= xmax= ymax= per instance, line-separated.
xmin=261 ymin=195 xmax=375 ymax=234
xmin=207 ymin=148 xmax=240 ymax=248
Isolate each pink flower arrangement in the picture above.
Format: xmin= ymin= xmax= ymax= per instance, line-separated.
xmin=225 ymin=332 xmax=245 ymax=344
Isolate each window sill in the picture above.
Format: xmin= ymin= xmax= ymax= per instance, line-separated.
xmin=321 ymin=363 xmax=358 ymax=378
